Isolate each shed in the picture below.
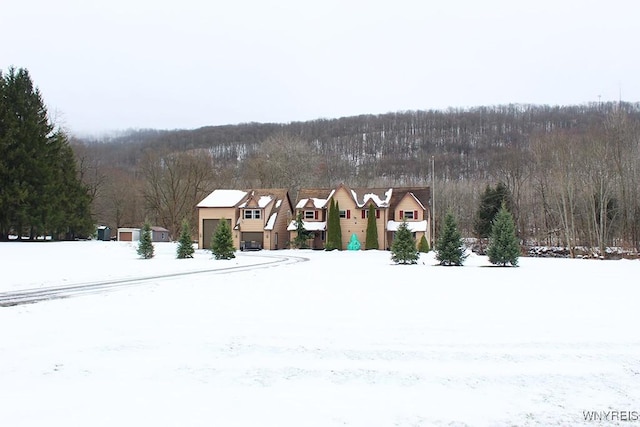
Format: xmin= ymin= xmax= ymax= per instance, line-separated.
xmin=97 ymin=226 xmax=111 ymax=241
xmin=151 ymin=226 xmax=171 ymax=242
xmin=117 ymin=227 xmax=141 ymax=241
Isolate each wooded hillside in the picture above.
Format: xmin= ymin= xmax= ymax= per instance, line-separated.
xmin=74 ymin=102 xmax=640 ymax=255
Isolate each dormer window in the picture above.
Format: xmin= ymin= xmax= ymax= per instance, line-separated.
xmin=304 ymin=210 xmax=315 ymax=220
xmin=244 ymin=209 xmax=261 ymax=219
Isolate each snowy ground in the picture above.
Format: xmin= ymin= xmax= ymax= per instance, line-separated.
xmin=1 ymin=241 xmax=639 ymax=426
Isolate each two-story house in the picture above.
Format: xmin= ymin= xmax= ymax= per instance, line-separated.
xmin=197 ymin=188 xmax=293 ymax=250
xmin=288 ymin=183 xmax=431 ymax=250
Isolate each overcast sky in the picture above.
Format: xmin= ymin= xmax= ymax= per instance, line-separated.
xmin=2 ymin=0 xmax=639 ymax=136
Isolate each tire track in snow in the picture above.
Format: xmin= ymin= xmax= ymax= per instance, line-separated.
xmin=0 ymin=253 xmax=309 ymax=307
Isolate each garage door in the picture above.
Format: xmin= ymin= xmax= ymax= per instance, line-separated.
xmin=241 ymin=232 xmax=263 ymax=250
xmin=119 ymin=231 xmax=132 ymax=241
xmin=202 ymin=219 xmax=231 ymax=249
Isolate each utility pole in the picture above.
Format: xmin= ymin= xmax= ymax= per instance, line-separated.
xmin=431 ymin=155 xmax=435 ymax=248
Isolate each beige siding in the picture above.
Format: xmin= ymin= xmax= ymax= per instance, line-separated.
xmin=393 ymin=196 xmax=430 ymax=245
xmin=269 ymin=201 xmax=292 ymax=250
xmin=332 ymin=186 xmax=359 ymax=249
xmin=198 ymin=206 xmax=239 ymax=249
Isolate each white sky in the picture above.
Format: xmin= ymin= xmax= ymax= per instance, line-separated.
xmin=2 ymin=0 xmax=639 ymax=136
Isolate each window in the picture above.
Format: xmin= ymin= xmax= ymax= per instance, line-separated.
xmin=401 ymin=210 xmax=418 ymax=220
xmin=305 ymin=211 xmax=315 ymax=220
xmin=362 ymin=209 xmax=380 ymax=219
xmin=244 ymin=209 xmax=261 ymax=219
xmin=339 ymin=210 xmax=351 ymax=219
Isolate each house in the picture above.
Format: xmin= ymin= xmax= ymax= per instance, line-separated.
xmin=197 ymin=188 xmax=293 ymax=250
xmin=288 ymin=183 xmax=431 ymax=250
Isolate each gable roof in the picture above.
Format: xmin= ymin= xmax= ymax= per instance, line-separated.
xmin=293 ymin=185 xmax=430 ymax=213
xmin=295 ymin=188 xmax=333 ymax=209
xmin=389 ymin=187 xmax=430 ymax=209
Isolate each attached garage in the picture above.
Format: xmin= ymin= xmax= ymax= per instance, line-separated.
xmin=202 ymin=219 xmax=231 ymax=249
xmin=240 ymin=232 xmax=263 ymax=250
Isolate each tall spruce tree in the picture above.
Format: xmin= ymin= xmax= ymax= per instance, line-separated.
xmin=435 ymin=211 xmax=467 ymax=266
xmin=137 ymin=221 xmax=155 ymax=259
xmin=176 ymin=219 xmax=195 ymax=259
xmin=487 ymin=203 xmax=520 ymax=266
xmin=474 ymin=183 xmax=513 ymax=239
xmin=391 ymin=219 xmax=419 ymax=264
xmin=211 ymin=218 xmax=235 ymax=260
xmin=0 ymin=67 xmax=93 ymax=240
xmin=365 ymin=204 xmax=379 ymax=249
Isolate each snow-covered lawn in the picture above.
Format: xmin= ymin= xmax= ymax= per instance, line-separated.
xmin=1 ymin=241 xmax=639 ymax=426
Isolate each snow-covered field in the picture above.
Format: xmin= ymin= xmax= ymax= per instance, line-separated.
xmin=1 ymin=241 xmax=639 ymax=426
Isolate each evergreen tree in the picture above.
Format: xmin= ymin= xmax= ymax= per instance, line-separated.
xmin=293 ymin=211 xmax=311 ymax=248
xmin=176 ymin=219 xmax=195 ymax=259
xmin=435 ymin=211 xmax=467 ymax=266
xmin=391 ymin=219 xmax=419 ymax=264
xmin=211 ymin=218 xmax=235 ymax=260
xmin=334 ymin=200 xmax=343 ymax=250
xmin=365 ymin=204 xmax=379 ymax=249
xmin=0 ymin=67 xmax=93 ymax=240
xmin=325 ymin=199 xmax=340 ymax=250
xmin=418 ymin=235 xmax=430 ymax=253
xmin=474 ymin=183 xmax=513 ymax=239
xmin=137 ymin=221 xmax=155 ymax=259
xmin=487 ymin=203 xmax=520 ymax=266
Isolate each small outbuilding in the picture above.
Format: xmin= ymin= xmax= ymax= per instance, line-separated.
xmin=151 ymin=226 xmax=170 ymax=242
xmin=97 ymin=226 xmax=111 ymax=241
xmin=117 ymin=227 xmax=141 ymax=241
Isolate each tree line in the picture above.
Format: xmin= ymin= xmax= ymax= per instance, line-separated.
xmin=69 ymin=89 xmax=640 ymax=255
xmin=0 ymin=67 xmax=93 ymax=240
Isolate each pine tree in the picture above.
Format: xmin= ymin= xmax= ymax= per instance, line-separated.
xmin=176 ymin=219 xmax=195 ymax=259
xmin=293 ymin=211 xmax=311 ymax=248
xmin=391 ymin=219 xmax=419 ymax=264
xmin=418 ymin=235 xmax=430 ymax=253
xmin=211 ymin=218 xmax=235 ymax=260
xmin=487 ymin=203 xmax=520 ymax=266
xmin=435 ymin=211 xmax=467 ymax=266
xmin=137 ymin=221 xmax=155 ymax=259
xmin=0 ymin=67 xmax=93 ymax=240
xmin=474 ymin=183 xmax=513 ymax=239
xmin=365 ymin=204 xmax=379 ymax=249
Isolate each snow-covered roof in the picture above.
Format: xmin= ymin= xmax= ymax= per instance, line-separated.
xmin=258 ymin=195 xmax=273 ymax=208
xmin=275 ymin=199 xmax=282 ymax=208
xmin=287 ymin=220 xmax=327 ymax=231
xmin=197 ymin=189 xmax=248 ymax=208
xmin=238 ymin=194 xmax=274 ymax=208
xmin=264 ymin=213 xmax=278 ymax=230
xmin=296 ymin=198 xmax=329 ymax=209
xmin=386 ymin=220 xmax=428 ymax=232
xmin=361 ymin=188 xmax=393 ymax=208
